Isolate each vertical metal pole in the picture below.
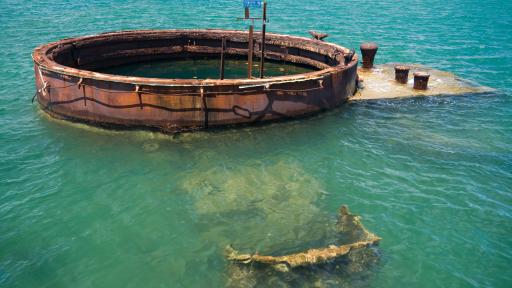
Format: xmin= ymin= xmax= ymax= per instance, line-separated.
xmin=244 ymin=7 xmax=250 ymax=19
xmin=259 ymin=1 xmax=267 ymax=79
xmin=220 ymin=37 xmax=226 ymax=80
xmin=248 ymin=25 xmax=254 ymax=79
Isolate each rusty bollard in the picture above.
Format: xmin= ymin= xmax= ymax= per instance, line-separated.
xmin=360 ymin=42 xmax=378 ymax=69
xmin=413 ymin=72 xmax=430 ymax=90
xmin=394 ymin=65 xmax=410 ymax=84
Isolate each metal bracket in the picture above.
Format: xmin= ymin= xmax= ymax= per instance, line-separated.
xmin=77 ymin=78 xmax=86 ymax=106
xmin=200 ymin=87 xmax=208 ymax=127
xmin=135 ymin=85 xmax=143 ymax=110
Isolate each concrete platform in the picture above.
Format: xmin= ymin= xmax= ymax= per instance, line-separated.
xmin=351 ymin=63 xmax=494 ymax=101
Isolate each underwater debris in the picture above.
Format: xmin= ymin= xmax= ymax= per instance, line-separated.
xmin=182 ymin=162 xmax=381 ymax=286
xmin=181 ymin=160 xmax=330 ymax=250
xmin=226 ymin=205 xmax=381 ymax=273
xmin=142 ymin=142 xmax=159 ymax=152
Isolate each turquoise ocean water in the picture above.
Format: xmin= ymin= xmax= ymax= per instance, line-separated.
xmin=1 ymin=0 xmax=511 ymax=287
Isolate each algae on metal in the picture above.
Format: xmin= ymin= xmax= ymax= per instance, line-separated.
xmin=180 ymin=159 xmax=381 ymax=286
xmin=225 ymin=205 xmax=380 ymax=271
xmin=352 ymin=63 xmax=494 ymax=101
xmin=224 ymin=205 xmax=381 ymax=287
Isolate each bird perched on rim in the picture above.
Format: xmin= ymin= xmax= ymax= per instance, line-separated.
xmin=309 ymin=31 xmax=329 ymax=41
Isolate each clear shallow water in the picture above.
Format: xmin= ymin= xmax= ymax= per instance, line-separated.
xmin=1 ymin=0 xmax=511 ymax=287
xmin=98 ymin=58 xmax=315 ymax=79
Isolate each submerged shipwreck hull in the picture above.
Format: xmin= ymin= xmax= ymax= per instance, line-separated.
xmin=32 ymin=29 xmax=358 ymax=132
xmin=225 ymin=205 xmax=381 ymax=287
xmin=226 ymin=205 xmax=381 ymax=271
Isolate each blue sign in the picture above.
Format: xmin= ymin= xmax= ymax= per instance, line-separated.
xmin=243 ymin=0 xmax=262 ymax=8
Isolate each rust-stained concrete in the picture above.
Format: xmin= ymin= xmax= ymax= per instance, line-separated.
xmin=351 ymin=63 xmax=494 ymax=101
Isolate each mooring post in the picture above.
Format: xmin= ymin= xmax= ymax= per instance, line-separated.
xmin=244 ymin=7 xmax=250 ymax=19
xmin=220 ymin=37 xmax=226 ymax=80
xmin=259 ymin=1 xmax=267 ymax=79
xmin=394 ymin=65 xmax=410 ymax=84
xmin=413 ymin=72 xmax=430 ymax=90
xmin=248 ymin=25 xmax=254 ymax=78
xmin=360 ymin=42 xmax=378 ymax=69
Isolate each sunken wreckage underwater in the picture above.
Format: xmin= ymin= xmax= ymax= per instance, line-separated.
xmin=225 ymin=205 xmax=381 ymax=286
xmin=32 ymin=29 xmax=358 ymax=133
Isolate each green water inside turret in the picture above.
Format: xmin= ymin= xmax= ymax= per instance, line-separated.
xmin=98 ymin=58 xmax=316 ymax=79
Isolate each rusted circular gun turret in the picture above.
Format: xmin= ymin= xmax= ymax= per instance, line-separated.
xmin=394 ymin=65 xmax=410 ymax=84
xmin=360 ymin=42 xmax=378 ymax=69
xmin=413 ymin=72 xmax=430 ymax=90
xmin=32 ymin=29 xmax=359 ymax=133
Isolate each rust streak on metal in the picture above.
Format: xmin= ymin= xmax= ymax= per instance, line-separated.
xmin=200 ymin=87 xmax=208 ymax=128
xmin=135 ymin=85 xmax=143 ymax=109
